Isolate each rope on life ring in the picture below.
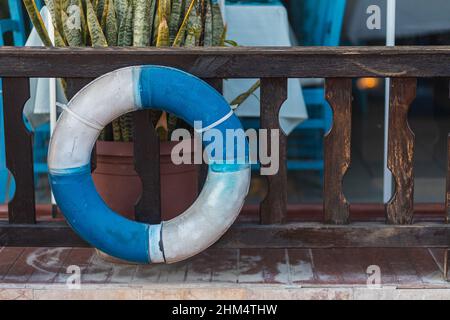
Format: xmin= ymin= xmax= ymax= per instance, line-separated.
xmin=48 ymin=66 xmax=250 ymax=264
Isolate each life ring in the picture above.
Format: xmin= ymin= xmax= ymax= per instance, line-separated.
xmin=48 ymin=66 xmax=250 ymax=264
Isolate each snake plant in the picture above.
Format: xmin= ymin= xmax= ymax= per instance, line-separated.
xmin=23 ymin=0 xmax=226 ymax=142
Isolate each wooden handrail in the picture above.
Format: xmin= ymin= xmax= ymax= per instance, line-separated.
xmin=1 ymin=46 xmax=450 ymax=78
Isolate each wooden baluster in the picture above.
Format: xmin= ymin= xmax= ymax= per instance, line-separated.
xmin=324 ymin=78 xmax=352 ymax=224
xmin=205 ymin=78 xmax=223 ymax=93
xmin=65 ymin=78 xmax=92 ymax=99
xmin=446 ymin=134 xmax=450 ymax=223
xmin=133 ymin=110 xmax=161 ymax=224
xmin=2 ymin=78 xmax=35 ymax=224
xmin=260 ymin=78 xmax=288 ymax=224
xmin=386 ymin=78 xmax=417 ymax=225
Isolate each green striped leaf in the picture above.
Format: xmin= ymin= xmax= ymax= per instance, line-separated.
xmin=158 ymin=0 xmax=171 ymax=21
xmin=211 ymin=0 xmax=223 ymax=46
xmin=151 ymin=8 xmax=159 ymax=45
xmin=62 ymin=5 xmax=83 ymax=46
xmin=100 ymin=0 xmax=109 ymax=30
xmin=156 ymin=17 xmax=169 ymax=47
xmin=105 ymin=0 xmax=118 ymax=45
xmin=203 ymin=0 xmax=213 ymax=46
xmin=219 ymin=22 xmax=227 ymax=46
xmin=172 ymin=0 xmax=196 ymax=47
xmin=117 ymin=2 xmax=133 ymax=46
xmin=112 ymin=118 xmax=122 ymax=142
xmin=54 ymin=0 xmax=65 ymax=36
xmin=96 ymin=0 xmax=106 ymax=20
xmin=54 ymin=26 xmax=68 ymax=46
xmin=86 ymin=0 xmax=108 ymax=46
xmin=77 ymin=0 xmax=88 ymax=44
xmin=23 ymin=0 xmax=53 ymax=46
xmin=119 ymin=114 xmax=133 ymax=142
xmin=186 ymin=1 xmax=201 ymax=46
xmin=62 ymin=0 xmax=70 ymax=10
xmin=148 ymin=0 xmax=157 ymax=44
xmin=44 ymin=0 xmax=68 ymax=46
xmin=133 ymin=0 xmax=151 ymax=46
xmin=169 ymin=0 xmax=184 ymax=44
xmin=113 ymin=0 xmax=128 ymax=28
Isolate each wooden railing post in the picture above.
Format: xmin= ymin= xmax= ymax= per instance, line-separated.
xmin=386 ymin=78 xmax=417 ymax=225
xmin=2 ymin=78 xmax=35 ymax=224
xmin=205 ymin=78 xmax=223 ymax=94
xmin=446 ymin=80 xmax=450 ymax=224
xmin=324 ymin=78 xmax=352 ymax=224
xmin=446 ymin=134 xmax=450 ymax=223
xmin=260 ymin=77 xmax=288 ymax=224
xmin=133 ymin=110 xmax=161 ymax=224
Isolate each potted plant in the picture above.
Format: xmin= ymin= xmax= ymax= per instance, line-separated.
xmin=23 ymin=0 xmax=226 ymax=220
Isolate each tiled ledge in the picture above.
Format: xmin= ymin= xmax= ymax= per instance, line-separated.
xmin=2 ymin=283 xmax=450 ymax=300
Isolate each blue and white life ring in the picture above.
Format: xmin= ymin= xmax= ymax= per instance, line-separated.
xmin=48 ymin=66 xmax=250 ymax=264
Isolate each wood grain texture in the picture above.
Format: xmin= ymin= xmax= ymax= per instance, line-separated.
xmin=238 ymin=248 xmax=288 ymax=283
xmin=447 ymin=134 xmax=450 ymax=224
xmin=3 ymin=221 xmax=450 ymax=249
xmin=2 ymin=78 xmax=35 ymax=224
xmin=324 ymin=78 xmax=352 ymax=224
xmin=133 ymin=110 xmax=161 ymax=224
xmin=444 ymin=249 xmax=449 ymax=281
xmin=386 ymin=78 xmax=417 ymax=225
xmin=0 ymin=247 xmax=445 ymax=287
xmin=65 ymin=78 xmax=92 ymax=98
xmin=260 ymin=78 xmax=288 ymax=224
xmin=1 ymin=202 xmax=445 ymax=223
xmin=217 ymin=223 xmax=450 ymax=249
xmin=0 ymin=247 xmax=24 ymax=279
xmin=2 ymin=46 xmax=450 ymax=78
xmin=205 ymin=78 xmax=223 ymax=92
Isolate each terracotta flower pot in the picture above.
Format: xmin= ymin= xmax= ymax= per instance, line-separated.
xmin=92 ymin=140 xmax=198 ymax=221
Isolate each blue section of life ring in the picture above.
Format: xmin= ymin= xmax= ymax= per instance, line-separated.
xmin=48 ymin=66 xmax=250 ymax=264
xmin=137 ymin=66 xmax=249 ymax=171
xmin=50 ymin=165 xmax=152 ymax=263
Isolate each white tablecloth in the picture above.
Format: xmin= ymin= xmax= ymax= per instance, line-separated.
xmin=223 ymin=3 xmax=308 ymax=135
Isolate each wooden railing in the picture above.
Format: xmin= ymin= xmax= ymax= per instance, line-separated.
xmin=1 ymin=47 xmax=450 ymax=267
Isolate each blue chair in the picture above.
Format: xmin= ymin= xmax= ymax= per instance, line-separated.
xmin=286 ymin=0 xmax=346 ymax=174
xmin=0 ymin=0 xmax=28 ymax=46
xmin=0 ymin=0 xmax=28 ymax=202
xmin=1 ymin=0 xmax=45 ymax=203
